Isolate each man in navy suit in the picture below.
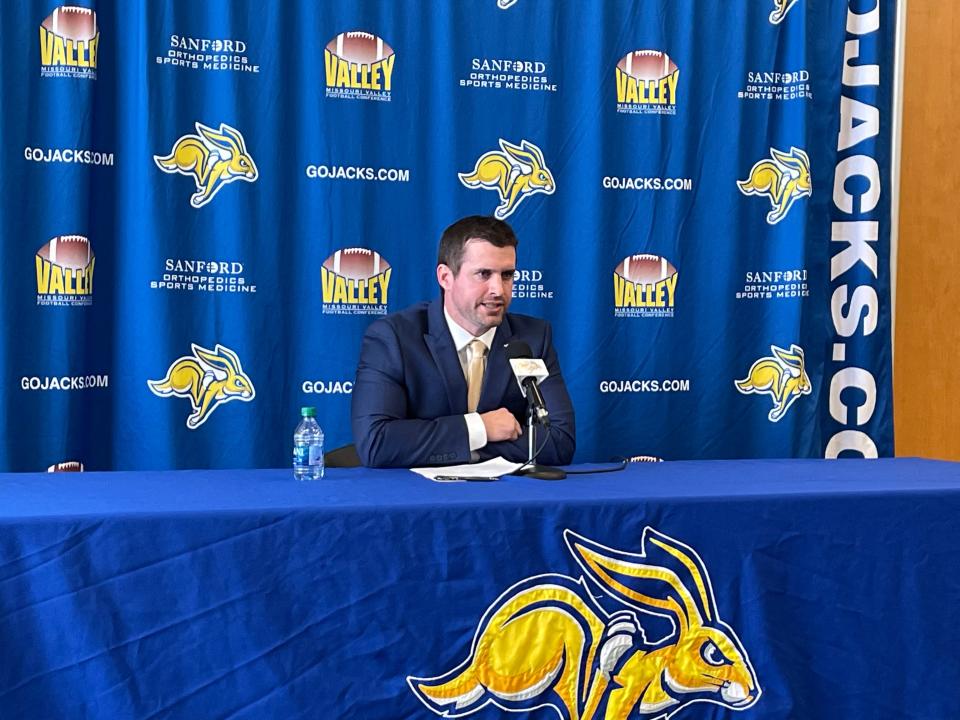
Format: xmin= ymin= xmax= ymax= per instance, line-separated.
xmin=351 ymin=216 xmax=575 ymax=468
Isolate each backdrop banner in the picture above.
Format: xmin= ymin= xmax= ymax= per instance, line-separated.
xmin=0 ymin=0 xmax=896 ymax=471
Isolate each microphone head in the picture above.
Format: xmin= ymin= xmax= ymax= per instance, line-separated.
xmin=504 ymin=340 xmax=533 ymax=360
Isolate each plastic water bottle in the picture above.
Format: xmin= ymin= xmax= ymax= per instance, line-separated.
xmin=293 ymin=406 xmax=324 ymax=480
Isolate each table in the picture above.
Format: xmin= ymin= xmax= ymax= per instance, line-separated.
xmin=1 ymin=459 xmax=958 ymax=719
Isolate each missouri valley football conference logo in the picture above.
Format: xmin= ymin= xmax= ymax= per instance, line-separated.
xmin=459 ymin=139 xmax=555 ymax=219
xmin=614 ymin=253 xmax=678 ymax=318
xmin=735 ymin=343 xmax=811 ymax=422
xmin=148 ymin=343 xmax=255 ymax=428
xmin=39 ymin=5 xmax=99 ymax=78
xmin=154 ymin=122 xmax=258 ymax=208
xmin=36 ymin=235 xmax=95 ymax=306
xmin=409 ymin=527 xmax=761 ymax=719
xmin=321 ymin=248 xmax=392 ymax=315
xmin=324 ymin=31 xmax=395 ymax=101
xmin=616 ymin=49 xmax=679 ymax=115
xmin=770 ymin=0 xmax=800 ymax=24
xmin=737 ymin=146 xmax=811 ymax=225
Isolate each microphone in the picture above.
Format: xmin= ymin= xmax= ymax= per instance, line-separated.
xmin=504 ymin=341 xmax=550 ymax=426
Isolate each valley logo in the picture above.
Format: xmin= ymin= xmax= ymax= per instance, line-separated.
xmin=616 ymin=49 xmax=679 ymax=115
xmin=39 ymin=5 xmax=99 ymax=79
xmin=459 ymin=139 xmax=555 ymax=219
xmin=148 ymin=343 xmax=255 ymax=429
xmin=154 ymin=122 xmax=258 ymax=208
xmin=321 ymin=248 xmax=392 ymax=315
xmin=613 ymin=253 xmax=678 ymax=318
xmin=324 ymin=31 xmax=395 ymax=101
xmin=737 ymin=146 xmax=811 ymax=225
xmin=770 ymin=0 xmax=800 ymax=24
xmin=35 ymin=235 xmax=95 ymax=306
xmin=735 ymin=343 xmax=811 ymax=422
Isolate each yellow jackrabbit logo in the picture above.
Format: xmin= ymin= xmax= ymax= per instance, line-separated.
xmin=148 ymin=343 xmax=255 ymax=428
xmin=769 ymin=0 xmax=799 ymax=24
xmin=459 ymin=139 xmax=555 ymax=219
xmin=409 ymin=527 xmax=760 ymax=719
xmin=154 ymin=122 xmax=258 ymax=208
xmin=735 ymin=343 xmax=811 ymax=422
xmin=737 ymin=146 xmax=811 ymax=225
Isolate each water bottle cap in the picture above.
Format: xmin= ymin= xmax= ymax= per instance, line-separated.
xmin=300 ymin=406 xmax=317 ymax=417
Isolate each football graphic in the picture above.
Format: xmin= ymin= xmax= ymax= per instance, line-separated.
xmin=41 ymin=6 xmax=97 ymax=41
xmin=326 ymin=31 xmax=394 ymax=65
xmin=615 ymin=254 xmax=677 ymax=285
xmin=617 ymin=50 xmax=678 ymax=81
xmin=323 ymin=248 xmax=390 ymax=280
xmin=47 ymin=461 xmax=84 ymax=472
xmin=36 ymin=235 xmax=93 ymax=269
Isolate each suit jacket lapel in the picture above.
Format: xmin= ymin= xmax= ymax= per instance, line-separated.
xmin=425 ymin=297 xmax=468 ymax=414
xmin=479 ymin=315 xmax=514 ymax=413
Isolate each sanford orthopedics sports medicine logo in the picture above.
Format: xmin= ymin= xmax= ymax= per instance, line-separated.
xmin=459 ymin=139 xmax=555 ymax=219
xmin=738 ymin=69 xmax=812 ymax=102
xmin=154 ymin=122 xmax=258 ymax=208
xmin=156 ymin=34 xmax=259 ymax=73
xmin=736 ymin=268 xmax=809 ymax=300
xmin=321 ymin=248 xmax=392 ymax=315
xmin=769 ymin=0 xmax=800 ymax=24
xmin=324 ymin=31 xmax=395 ymax=101
xmin=39 ymin=5 xmax=99 ymax=79
xmin=150 ymin=258 xmax=256 ymax=294
xmin=148 ymin=343 xmax=255 ymax=429
xmin=512 ymin=269 xmax=553 ymax=301
xmin=738 ymin=146 xmax=811 ymax=225
xmin=35 ymin=235 xmax=95 ymax=306
xmin=460 ymin=57 xmax=557 ymax=93
xmin=616 ymin=49 xmax=679 ymax=115
xmin=614 ymin=253 xmax=678 ymax=318
xmin=409 ymin=527 xmax=761 ymax=719
xmin=735 ymin=343 xmax=811 ymax=422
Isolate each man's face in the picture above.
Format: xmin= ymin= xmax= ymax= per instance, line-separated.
xmin=438 ymin=239 xmax=516 ymax=336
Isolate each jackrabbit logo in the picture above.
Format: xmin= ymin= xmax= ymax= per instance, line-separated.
xmin=154 ymin=122 xmax=258 ymax=208
xmin=148 ymin=343 xmax=255 ymax=428
xmin=497 ymin=0 xmax=519 ymax=8
xmin=409 ymin=527 xmax=760 ymax=719
xmin=737 ymin=146 xmax=811 ymax=225
xmin=459 ymin=139 xmax=555 ymax=219
xmin=735 ymin=343 xmax=811 ymax=422
xmin=769 ymin=0 xmax=800 ymax=24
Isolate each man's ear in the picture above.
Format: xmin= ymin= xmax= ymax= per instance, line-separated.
xmin=437 ymin=263 xmax=453 ymax=291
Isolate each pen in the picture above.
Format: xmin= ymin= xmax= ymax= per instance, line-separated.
xmin=434 ymin=475 xmax=500 ymax=482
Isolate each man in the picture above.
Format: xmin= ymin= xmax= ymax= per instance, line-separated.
xmin=351 ymin=215 xmax=575 ymax=468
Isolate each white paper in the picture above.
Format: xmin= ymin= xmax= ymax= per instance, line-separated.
xmin=411 ymin=456 xmax=524 ymax=481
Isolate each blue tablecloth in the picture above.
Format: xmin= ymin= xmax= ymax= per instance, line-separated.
xmin=1 ymin=459 xmax=958 ymax=719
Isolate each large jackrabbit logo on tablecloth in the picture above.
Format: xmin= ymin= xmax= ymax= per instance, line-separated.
xmin=409 ymin=528 xmax=760 ymax=719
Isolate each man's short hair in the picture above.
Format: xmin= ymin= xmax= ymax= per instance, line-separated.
xmin=438 ymin=216 xmax=518 ymax=275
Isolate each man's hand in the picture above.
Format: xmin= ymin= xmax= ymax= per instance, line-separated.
xmin=480 ymin=408 xmax=522 ymax=442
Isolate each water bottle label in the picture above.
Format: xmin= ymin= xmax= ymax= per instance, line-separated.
xmin=293 ymin=446 xmax=309 ymax=466
xmin=309 ymin=445 xmax=323 ymax=466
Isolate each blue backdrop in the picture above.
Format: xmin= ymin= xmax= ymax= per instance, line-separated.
xmin=0 ymin=0 xmax=897 ymax=471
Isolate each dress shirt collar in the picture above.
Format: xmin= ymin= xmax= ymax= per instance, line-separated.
xmin=443 ymin=307 xmax=497 ymax=353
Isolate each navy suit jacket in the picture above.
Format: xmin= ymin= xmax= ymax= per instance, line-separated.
xmin=351 ymin=297 xmax=575 ymax=468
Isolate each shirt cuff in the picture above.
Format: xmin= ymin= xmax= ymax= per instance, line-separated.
xmin=465 ymin=412 xmax=488 ymax=452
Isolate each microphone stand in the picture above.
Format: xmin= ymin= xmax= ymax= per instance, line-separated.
xmin=514 ymin=395 xmax=566 ymax=480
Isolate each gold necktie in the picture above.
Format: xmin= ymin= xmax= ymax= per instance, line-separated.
xmin=466 ymin=339 xmax=487 ymax=413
